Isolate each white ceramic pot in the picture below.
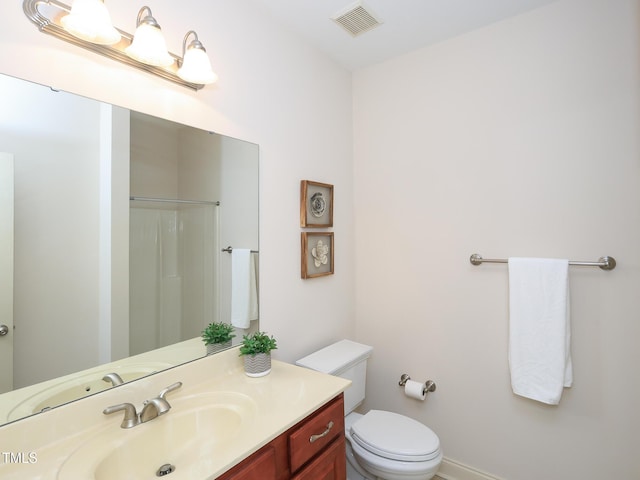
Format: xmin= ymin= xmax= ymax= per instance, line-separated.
xmin=206 ymin=340 xmax=232 ymax=355
xmin=243 ymin=353 xmax=271 ymax=377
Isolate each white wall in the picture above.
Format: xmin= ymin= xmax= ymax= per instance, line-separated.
xmin=0 ymin=1 xmax=354 ymax=365
xmin=101 ymin=104 xmax=130 ymax=363
xmin=0 ymin=76 xmax=102 ymax=387
xmin=130 ymin=114 xmax=180 ymax=199
xmin=353 ymin=0 xmax=640 ymax=478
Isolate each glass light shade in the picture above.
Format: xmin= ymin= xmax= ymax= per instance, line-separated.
xmin=125 ymin=22 xmax=173 ymax=67
xmin=177 ymin=47 xmax=218 ymax=84
xmin=60 ymin=0 xmax=121 ymax=45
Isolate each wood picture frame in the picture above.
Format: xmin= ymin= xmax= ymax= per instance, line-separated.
xmin=300 ymin=180 xmax=333 ymax=228
xmin=301 ymin=232 xmax=334 ymax=279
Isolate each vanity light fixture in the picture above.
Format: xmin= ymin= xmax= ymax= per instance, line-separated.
xmin=177 ymin=31 xmax=218 ymax=85
xmin=22 ymin=0 xmax=217 ymax=90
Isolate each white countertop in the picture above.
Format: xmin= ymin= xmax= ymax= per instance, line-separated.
xmin=0 ymin=337 xmax=206 ymax=424
xmin=0 ymin=347 xmax=351 ymax=479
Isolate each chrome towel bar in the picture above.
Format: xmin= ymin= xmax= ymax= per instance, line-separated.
xmin=130 ymin=196 xmax=219 ymax=206
xmin=469 ymin=253 xmax=616 ymax=271
xmin=222 ymin=246 xmax=259 ymax=254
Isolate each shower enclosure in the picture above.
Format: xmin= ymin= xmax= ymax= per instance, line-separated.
xmin=128 ymin=110 xmax=226 ymax=357
xmin=129 ymin=198 xmax=219 ymax=355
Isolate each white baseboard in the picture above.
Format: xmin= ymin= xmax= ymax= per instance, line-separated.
xmin=436 ymin=457 xmax=506 ymax=480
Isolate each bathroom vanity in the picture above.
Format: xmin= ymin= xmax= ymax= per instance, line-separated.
xmin=218 ymin=394 xmax=346 ymax=479
xmin=0 ymin=347 xmax=350 ymax=480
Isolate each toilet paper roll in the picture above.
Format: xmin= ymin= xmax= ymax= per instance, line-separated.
xmin=404 ymin=379 xmax=426 ymax=401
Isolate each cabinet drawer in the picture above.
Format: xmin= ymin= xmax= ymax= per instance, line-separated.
xmin=289 ymin=395 xmax=345 ymax=473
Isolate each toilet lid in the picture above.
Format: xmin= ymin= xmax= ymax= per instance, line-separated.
xmin=350 ymin=410 xmax=440 ymax=462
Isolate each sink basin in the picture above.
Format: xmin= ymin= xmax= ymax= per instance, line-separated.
xmin=7 ymin=363 xmax=172 ymax=421
xmin=57 ymin=392 xmax=257 ymax=480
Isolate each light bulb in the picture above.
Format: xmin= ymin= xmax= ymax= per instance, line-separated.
xmin=125 ymin=7 xmax=173 ymax=67
xmin=61 ymin=0 xmax=120 ymax=45
xmin=178 ymin=46 xmax=218 ymax=84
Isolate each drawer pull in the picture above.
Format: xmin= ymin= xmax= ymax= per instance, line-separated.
xmin=309 ymin=420 xmax=334 ymax=443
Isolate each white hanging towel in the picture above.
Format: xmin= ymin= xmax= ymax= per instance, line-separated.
xmin=231 ymin=249 xmax=258 ymax=329
xmin=508 ymin=258 xmax=572 ymax=405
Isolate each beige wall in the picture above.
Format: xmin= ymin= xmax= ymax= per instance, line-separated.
xmin=353 ymin=0 xmax=640 ymax=478
xmin=217 ymin=136 xmax=260 ymax=327
xmin=0 ymin=0 xmax=355 ymax=367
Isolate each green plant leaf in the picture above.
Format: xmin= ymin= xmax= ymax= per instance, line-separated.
xmin=201 ymin=322 xmax=236 ymax=345
xmin=239 ymin=331 xmax=278 ymax=356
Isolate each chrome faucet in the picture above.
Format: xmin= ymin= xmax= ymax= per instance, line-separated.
xmin=103 ymin=381 xmax=182 ymax=428
xmin=102 ymin=372 xmax=124 ymax=387
xmin=103 ymin=402 xmax=140 ymax=428
xmin=140 ymin=396 xmax=172 ymax=422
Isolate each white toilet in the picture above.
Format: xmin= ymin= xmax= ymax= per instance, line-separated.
xmin=296 ymin=340 xmax=442 ymax=480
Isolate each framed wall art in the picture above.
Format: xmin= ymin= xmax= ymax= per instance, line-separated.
xmin=301 ymin=232 xmax=334 ymax=279
xmin=300 ymin=180 xmax=333 ymax=228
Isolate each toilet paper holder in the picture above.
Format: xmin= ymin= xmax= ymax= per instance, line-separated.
xmin=399 ymin=374 xmax=436 ymax=395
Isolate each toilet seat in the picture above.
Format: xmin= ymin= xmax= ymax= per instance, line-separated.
xmin=350 ymin=410 xmax=441 ymax=462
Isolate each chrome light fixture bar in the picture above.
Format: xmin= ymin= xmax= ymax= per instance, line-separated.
xmin=23 ymin=0 xmax=216 ymax=90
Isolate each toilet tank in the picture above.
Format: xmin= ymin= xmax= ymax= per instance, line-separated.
xmin=296 ymin=340 xmax=373 ymax=415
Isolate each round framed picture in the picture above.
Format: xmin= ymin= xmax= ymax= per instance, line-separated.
xmin=300 ymin=180 xmax=333 ymax=227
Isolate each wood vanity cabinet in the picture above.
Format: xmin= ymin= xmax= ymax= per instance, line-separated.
xmin=218 ymin=394 xmax=346 ymax=480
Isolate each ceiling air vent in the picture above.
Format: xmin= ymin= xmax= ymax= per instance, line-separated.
xmin=332 ymin=1 xmax=383 ymax=37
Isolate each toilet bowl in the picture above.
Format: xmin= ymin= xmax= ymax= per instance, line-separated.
xmin=296 ymin=340 xmax=443 ymax=480
xmin=345 ymin=411 xmax=442 ymax=480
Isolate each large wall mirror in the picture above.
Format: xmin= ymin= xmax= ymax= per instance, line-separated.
xmin=0 ymin=73 xmax=259 ymax=426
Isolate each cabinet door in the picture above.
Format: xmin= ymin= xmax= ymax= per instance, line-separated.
xmin=218 ymin=446 xmax=277 ymax=480
xmin=291 ymin=436 xmax=346 ymax=480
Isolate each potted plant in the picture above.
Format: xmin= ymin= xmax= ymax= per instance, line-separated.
xmin=201 ymin=322 xmax=236 ymax=355
xmin=239 ymin=331 xmax=278 ymax=377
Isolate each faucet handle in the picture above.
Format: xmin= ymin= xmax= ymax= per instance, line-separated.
xmin=102 ymin=372 xmax=124 ymax=387
xmin=159 ymin=381 xmax=182 ymax=400
xmin=103 ymin=403 xmax=140 ymax=429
